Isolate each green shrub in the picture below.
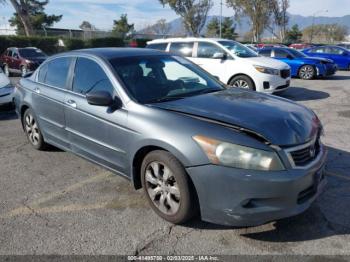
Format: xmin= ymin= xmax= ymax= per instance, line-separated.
xmin=0 ymin=36 xmax=59 ymax=55
xmin=64 ymin=38 xmax=85 ymax=51
xmin=87 ymin=37 xmax=125 ymax=48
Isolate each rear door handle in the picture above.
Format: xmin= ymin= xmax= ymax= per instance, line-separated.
xmin=34 ymin=87 xmax=40 ymax=94
xmin=66 ymin=100 xmax=77 ymax=108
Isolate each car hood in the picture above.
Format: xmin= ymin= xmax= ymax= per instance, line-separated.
xmin=243 ymin=56 xmax=290 ymax=69
xmin=153 ymin=89 xmax=320 ymax=146
xmin=300 ymin=57 xmax=334 ymax=64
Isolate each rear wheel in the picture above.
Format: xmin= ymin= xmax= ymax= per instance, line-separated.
xmin=23 ymin=109 xmax=47 ymax=150
xmin=299 ymin=65 xmax=315 ymax=80
xmin=141 ymin=150 xmax=197 ymax=224
xmin=229 ymin=75 xmax=255 ymax=90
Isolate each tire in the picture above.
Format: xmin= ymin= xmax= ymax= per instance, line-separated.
xmin=21 ymin=65 xmax=27 ymax=77
xmin=141 ymin=150 xmax=197 ymax=224
xmin=22 ymin=109 xmax=47 ymax=150
xmin=229 ymin=75 xmax=255 ymax=90
xmin=299 ymin=65 xmax=315 ymax=80
xmin=3 ymin=64 xmax=11 ymax=77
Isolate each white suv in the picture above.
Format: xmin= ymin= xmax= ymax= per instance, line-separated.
xmin=147 ymin=38 xmax=291 ymax=93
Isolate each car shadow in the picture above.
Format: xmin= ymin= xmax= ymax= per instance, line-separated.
xmin=0 ymin=105 xmax=18 ymax=120
xmin=277 ymin=87 xmax=330 ymax=101
xmin=185 ymin=146 xmax=350 ymax=243
xmin=322 ymin=75 xmax=350 ymax=81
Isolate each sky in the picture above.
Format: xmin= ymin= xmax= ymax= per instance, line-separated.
xmin=0 ymin=0 xmax=349 ymax=31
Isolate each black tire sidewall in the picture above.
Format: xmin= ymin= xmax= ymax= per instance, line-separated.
xmin=229 ymin=75 xmax=255 ymax=90
xmin=141 ymin=150 xmax=196 ymax=224
xmin=23 ymin=109 xmax=45 ymax=150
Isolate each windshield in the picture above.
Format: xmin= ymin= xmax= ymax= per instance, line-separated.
xmin=110 ymin=55 xmax=225 ymax=104
xmin=287 ymin=48 xmax=307 ymax=58
xmin=218 ymin=41 xmax=258 ymax=58
xmin=19 ymin=49 xmax=46 ymax=58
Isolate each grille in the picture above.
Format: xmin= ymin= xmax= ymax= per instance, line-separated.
xmin=280 ymin=69 xmax=291 ymax=79
xmin=288 ymin=137 xmax=321 ymax=167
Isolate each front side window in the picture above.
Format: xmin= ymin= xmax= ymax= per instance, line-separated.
xmin=19 ymin=48 xmax=46 ymax=58
xmin=38 ymin=63 xmax=48 ymax=83
xmin=110 ymin=55 xmax=224 ymax=104
xmin=218 ymin=40 xmax=258 ymax=58
xmin=45 ymin=57 xmax=72 ymax=89
xmin=73 ymin=57 xmax=114 ymax=95
xmin=169 ymin=42 xmax=194 ymax=57
xmin=197 ymin=42 xmax=226 ymax=58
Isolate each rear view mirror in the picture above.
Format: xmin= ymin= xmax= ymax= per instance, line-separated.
xmin=86 ymin=91 xmax=114 ymax=107
xmin=213 ymin=52 xmax=227 ymax=60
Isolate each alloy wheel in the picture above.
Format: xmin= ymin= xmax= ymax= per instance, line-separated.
xmin=145 ymin=161 xmax=181 ymax=215
xmin=24 ymin=113 xmax=40 ymax=146
xmin=21 ymin=66 xmax=27 ymax=77
xmin=299 ymin=65 xmax=314 ymax=79
xmin=232 ymin=79 xmax=249 ymax=89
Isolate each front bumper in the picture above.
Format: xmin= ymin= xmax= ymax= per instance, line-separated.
xmin=317 ymin=63 xmax=337 ymax=77
xmin=254 ymin=73 xmax=291 ymax=94
xmin=0 ymin=86 xmax=14 ymax=105
xmin=186 ymin=146 xmax=327 ymax=227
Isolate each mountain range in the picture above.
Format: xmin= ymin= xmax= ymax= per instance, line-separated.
xmin=139 ymin=13 xmax=350 ymax=38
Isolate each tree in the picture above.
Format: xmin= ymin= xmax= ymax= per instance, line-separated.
xmin=4 ymin=0 xmax=62 ymax=36
xmin=159 ymin=0 xmax=213 ymax=36
xmin=80 ymin=21 xmax=95 ymax=31
xmin=112 ymin=14 xmax=134 ymax=38
xmin=226 ymin=0 xmax=273 ymax=42
xmin=269 ymin=0 xmax=289 ymax=42
xmin=285 ymin=24 xmax=302 ymax=43
xmin=302 ymin=24 xmax=348 ymax=43
xmin=206 ymin=17 xmax=238 ymax=39
xmin=153 ymin=19 xmax=171 ymax=35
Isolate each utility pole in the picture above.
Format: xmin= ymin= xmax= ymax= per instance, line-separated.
xmin=219 ymin=0 xmax=223 ymax=38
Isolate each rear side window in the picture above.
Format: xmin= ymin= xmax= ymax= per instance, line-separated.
xmin=274 ymin=49 xmax=289 ymax=58
xmin=147 ymin=43 xmax=168 ymax=51
xmin=44 ymin=57 xmax=72 ymax=89
xmin=72 ymin=57 xmax=114 ymax=95
xmin=38 ymin=63 xmax=48 ymax=83
xmin=169 ymin=42 xmax=194 ymax=57
xmin=259 ymin=49 xmax=272 ymax=57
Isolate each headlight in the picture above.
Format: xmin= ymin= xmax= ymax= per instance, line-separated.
xmin=254 ymin=65 xmax=280 ymax=75
xmin=193 ymin=135 xmax=284 ymax=171
xmin=25 ymin=59 xmax=32 ymax=63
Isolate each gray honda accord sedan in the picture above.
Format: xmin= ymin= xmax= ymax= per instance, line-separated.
xmin=14 ymin=48 xmax=327 ymax=226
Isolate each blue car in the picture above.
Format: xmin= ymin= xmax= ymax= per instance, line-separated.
xmin=303 ymin=45 xmax=350 ymax=70
xmin=259 ymin=47 xmax=337 ymax=80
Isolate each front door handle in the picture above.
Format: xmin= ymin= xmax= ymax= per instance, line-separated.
xmin=66 ymin=100 xmax=77 ymax=108
xmin=34 ymin=87 xmax=40 ymax=94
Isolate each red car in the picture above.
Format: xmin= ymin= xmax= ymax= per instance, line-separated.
xmin=0 ymin=47 xmax=47 ymax=77
xmin=289 ymin=43 xmax=314 ymax=51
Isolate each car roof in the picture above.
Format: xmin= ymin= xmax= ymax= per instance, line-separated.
xmin=59 ymin=48 xmax=167 ymax=60
xmin=147 ymin=37 xmax=230 ymax=44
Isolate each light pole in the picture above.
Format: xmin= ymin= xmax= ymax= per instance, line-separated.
xmin=310 ymin=9 xmax=328 ymax=43
xmin=219 ymin=0 xmax=223 ymax=38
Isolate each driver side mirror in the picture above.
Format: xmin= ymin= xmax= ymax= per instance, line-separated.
xmin=342 ymin=52 xmax=349 ymax=56
xmin=86 ymin=90 xmax=122 ymax=109
xmin=213 ymin=52 xmax=227 ymax=60
xmin=286 ymin=54 xmax=294 ymax=59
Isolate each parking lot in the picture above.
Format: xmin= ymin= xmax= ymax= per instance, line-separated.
xmin=0 ymin=73 xmax=350 ymax=255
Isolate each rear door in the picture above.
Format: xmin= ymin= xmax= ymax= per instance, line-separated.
xmin=32 ymin=57 xmax=73 ymax=149
xmin=64 ymin=56 xmax=129 ymax=174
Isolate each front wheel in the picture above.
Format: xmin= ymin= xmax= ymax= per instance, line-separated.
xmin=229 ymin=75 xmax=255 ymax=90
xmin=21 ymin=65 xmax=28 ymax=77
xmin=299 ymin=65 xmax=315 ymax=80
xmin=23 ymin=109 xmax=47 ymax=150
xmin=141 ymin=150 xmax=197 ymax=224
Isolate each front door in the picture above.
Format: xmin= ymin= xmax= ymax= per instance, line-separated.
xmin=191 ymin=41 xmax=231 ymax=84
xmin=64 ymin=57 xmax=129 ymax=174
